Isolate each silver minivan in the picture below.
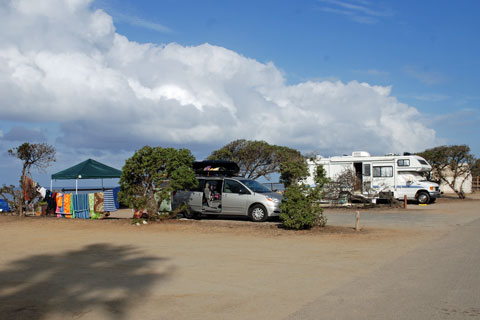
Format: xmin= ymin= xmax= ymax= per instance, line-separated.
xmin=173 ymin=174 xmax=282 ymax=222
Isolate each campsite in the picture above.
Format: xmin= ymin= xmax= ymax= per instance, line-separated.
xmin=1 ymin=194 xmax=479 ymax=319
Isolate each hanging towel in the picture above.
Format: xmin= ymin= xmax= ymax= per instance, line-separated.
xmin=94 ymin=192 xmax=104 ymax=213
xmin=88 ymin=193 xmax=95 ymax=212
xmin=72 ymin=194 xmax=90 ymax=219
xmin=56 ymin=193 xmax=64 ymax=214
xmin=104 ymin=189 xmax=117 ymax=212
xmin=113 ymin=187 xmax=120 ymax=209
xmin=64 ymin=194 xmax=71 ymax=214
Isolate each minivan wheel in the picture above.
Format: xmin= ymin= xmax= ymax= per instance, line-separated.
xmin=417 ymin=191 xmax=430 ymax=205
xmin=183 ymin=210 xmax=198 ymax=219
xmin=249 ymin=204 xmax=268 ymax=222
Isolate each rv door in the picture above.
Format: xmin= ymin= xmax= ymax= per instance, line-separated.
xmin=362 ymin=162 xmax=372 ymax=193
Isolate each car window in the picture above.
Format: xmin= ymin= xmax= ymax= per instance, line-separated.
xmin=238 ymin=179 xmax=271 ymax=193
xmin=223 ymin=179 xmax=247 ymax=194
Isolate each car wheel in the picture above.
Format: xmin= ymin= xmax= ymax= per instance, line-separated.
xmin=183 ymin=210 xmax=198 ymax=219
xmin=417 ymin=191 xmax=430 ymax=205
xmin=249 ymin=204 xmax=268 ymax=222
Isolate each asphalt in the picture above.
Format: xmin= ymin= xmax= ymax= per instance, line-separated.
xmin=288 ymin=216 xmax=480 ymax=319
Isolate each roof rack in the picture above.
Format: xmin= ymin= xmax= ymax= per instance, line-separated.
xmin=193 ymin=160 xmax=240 ymax=177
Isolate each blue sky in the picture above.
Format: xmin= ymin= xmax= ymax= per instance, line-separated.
xmin=0 ymin=0 xmax=479 ymax=187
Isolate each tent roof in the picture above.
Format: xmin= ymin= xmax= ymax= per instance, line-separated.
xmin=51 ymin=159 xmax=122 ymax=180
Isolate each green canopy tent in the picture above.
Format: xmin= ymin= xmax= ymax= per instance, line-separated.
xmin=51 ymin=159 xmax=122 ymax=193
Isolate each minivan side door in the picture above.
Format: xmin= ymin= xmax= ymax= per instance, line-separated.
xmin=222 ymin=179 xmax=250 ymax=215
xmin=188 ymin=178 xmax=204 ymax=212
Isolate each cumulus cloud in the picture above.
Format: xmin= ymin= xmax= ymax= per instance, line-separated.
xmin=0 ymin=0 xmax=436 ymax=159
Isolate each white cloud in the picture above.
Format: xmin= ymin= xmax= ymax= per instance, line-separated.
xmin=0 ymin=0 xmax=436 ymax=161
xmin=318 ymin=0 xmax=393 ymax=24
xmin=113 ymin=12 xmax=172 ymax=33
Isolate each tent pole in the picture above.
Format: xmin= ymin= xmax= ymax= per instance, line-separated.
xmin=102 ymin=178 xmax=104 ymax=190
xmin=76 ymin=179 xmax=78 ymax=194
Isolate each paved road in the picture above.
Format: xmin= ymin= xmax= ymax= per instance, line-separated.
xmin=288 ymin=217 xmax=480 ymax=319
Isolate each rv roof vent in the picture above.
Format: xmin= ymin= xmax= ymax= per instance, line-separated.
xmin=403 ymin=152 xmax=411 ymax=156
xmin=385 ymin=153 xmax=395 ymax=156
xmin=352 ymin=151 xmax=370 ymax=157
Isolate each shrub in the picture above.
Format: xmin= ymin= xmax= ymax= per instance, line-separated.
xmin=280 ymin=183 xmax=327 ymax=230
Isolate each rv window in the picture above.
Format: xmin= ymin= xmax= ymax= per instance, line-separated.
xmin=397 ymin=159 xmax=410 ymax=167
xmin=373 ymin=166 xmax=393 ymax=177
xmin=363 ymin=164 xmax=371 ymax=176
xmin=418 ymin=159 xmax=428 ymax=165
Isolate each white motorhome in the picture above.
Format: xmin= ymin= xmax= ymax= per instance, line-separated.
xmin=306 ymin=151 xmax=440 ymax=204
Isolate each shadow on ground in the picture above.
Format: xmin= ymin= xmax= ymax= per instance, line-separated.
xmin=0 ymin=243 xmax=171 ymax=319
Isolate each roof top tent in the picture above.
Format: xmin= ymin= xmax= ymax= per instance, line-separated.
xmin=306 ymin=152 xmax=440 ymax=204
xmin=193 ymin=160 xmax=240 ymax=177
xmin=50 ymin=159 xmax=122 ymax=194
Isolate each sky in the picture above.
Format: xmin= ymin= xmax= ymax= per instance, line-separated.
xmin=0 ymin=0 xmax=479 ymax=187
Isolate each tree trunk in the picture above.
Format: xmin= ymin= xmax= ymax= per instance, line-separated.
xmin=20 ymin=165 xmax=27 ymax=216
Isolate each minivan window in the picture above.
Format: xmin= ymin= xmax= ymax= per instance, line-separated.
xmin=239 ymin=179 xmax=272 ymax=193
xmin=190 ymin=179 xmax=204 ymax=192
xmin=223 ymin=179 xmax=248 ymax=194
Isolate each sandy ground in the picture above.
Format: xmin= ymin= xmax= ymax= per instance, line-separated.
xmin=0 ymin=194 xmax=479 ymax=319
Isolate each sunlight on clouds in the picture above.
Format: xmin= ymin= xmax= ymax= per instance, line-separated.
xmin=0 ymin=0 xmax=436 ymax=156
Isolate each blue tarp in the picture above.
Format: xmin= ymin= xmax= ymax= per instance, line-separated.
xmin=0 ymin=199 xmax=11 ymax=212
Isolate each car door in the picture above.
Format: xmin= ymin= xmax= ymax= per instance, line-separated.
xmin=187 ymin=179 xmax=204 ymax=212
xmin=222 ymin=179 xmax=250 ymax=215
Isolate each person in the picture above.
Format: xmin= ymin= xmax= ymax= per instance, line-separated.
xmin=204 ymin=182 xmax=212 ymax=207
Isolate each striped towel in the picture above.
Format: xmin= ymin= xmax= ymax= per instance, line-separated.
xmin=72 ymin=194 xmax=90 ymax=219
xmin=104 ymin=189 xmax=117 ymax=212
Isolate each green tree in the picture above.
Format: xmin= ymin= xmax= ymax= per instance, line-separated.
xmin=472 ymin=159 xmax=480 ymax=179
xmin=418 ymin=145 xmax=475 ymax=199
xmin=279 ymin=158 xmax=328 ymax=230
xmin=6 ymin=142 xmax=56 ymax=215
xmin=208 ymin=139 xmax=303 ymax=180
xmin=119 ymin=146 xmax=198 ymax=218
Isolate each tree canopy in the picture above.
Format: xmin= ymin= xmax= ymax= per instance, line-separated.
xmin=119 ymin=146 xmax=198 ymax=218
xmin=418 ymin=145 xmax=475 ymax=199
xmin=472 ymin=159 xmax=480 ymax=178
xmin=208 ymin=139 xmax=303 ymax=180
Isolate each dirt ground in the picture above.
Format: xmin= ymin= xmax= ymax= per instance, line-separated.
xmin=0 ymin=194 xmax=479 ymax=319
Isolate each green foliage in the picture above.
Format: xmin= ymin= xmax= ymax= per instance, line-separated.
xmin=472 ymin=159 xmax=480 ymax=178
xmin=208 ymin=139 xmax=303 ymax=180
xmin=8 ymin=142 xmax=56 ymax=173
xmin=280 ymin=163 xmax=327 ymax=230
xmin=418 ymin=145 xmax=475 ymax=199
xmin=119 ymin=146 xmax=197 ymax=219
xmin=279 ymin=157 xmax=308 ymax=188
